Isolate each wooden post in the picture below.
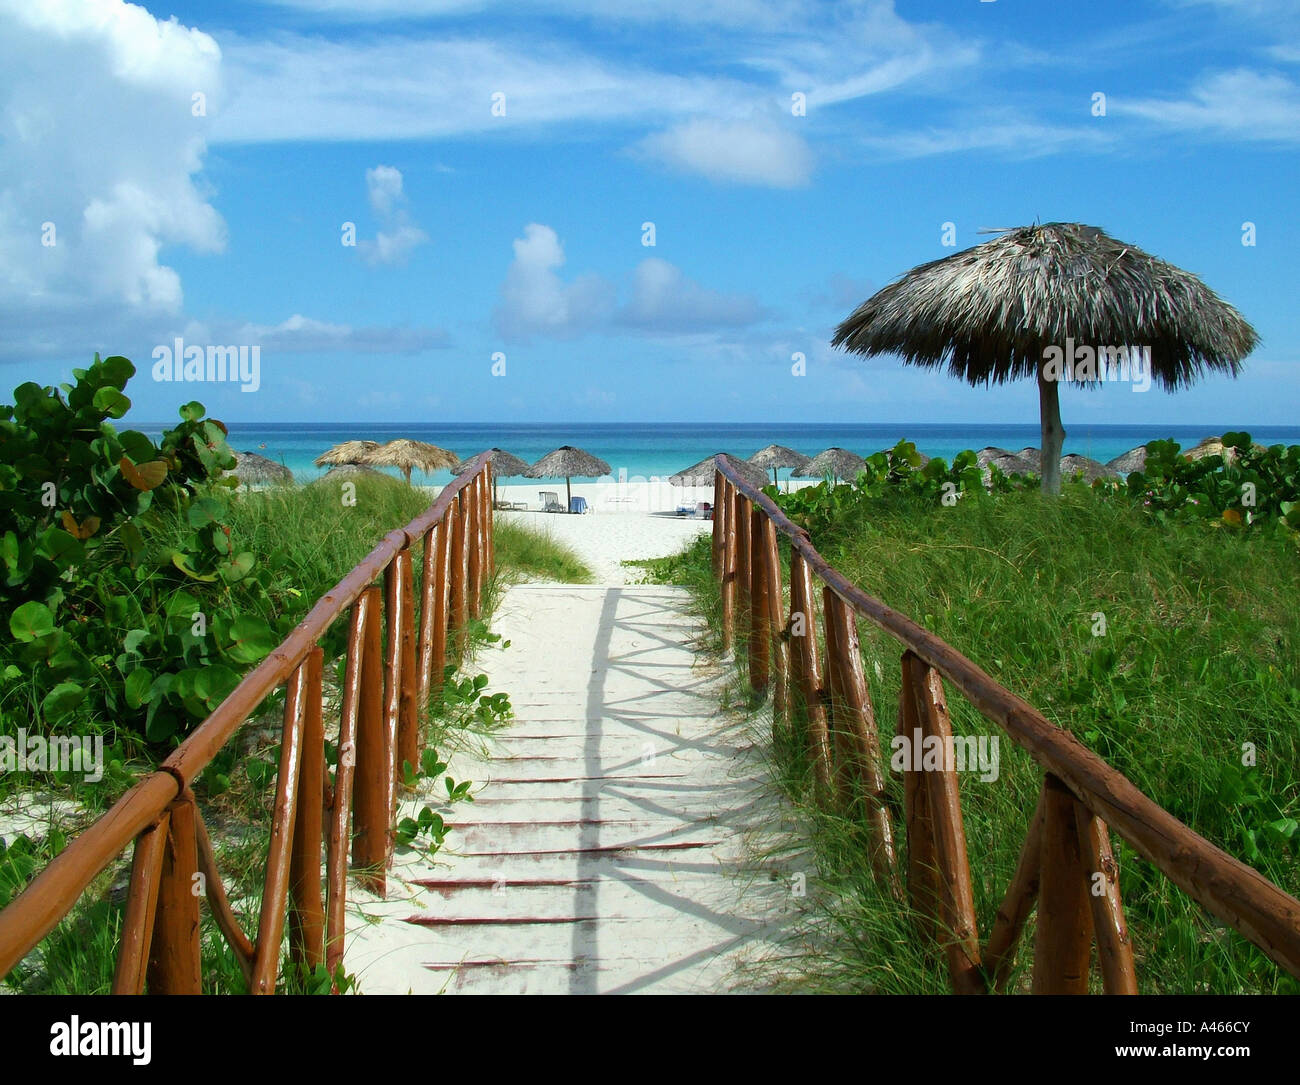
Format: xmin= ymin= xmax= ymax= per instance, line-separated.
xmin=748 ymin=506 xmax=770 ymax=696
xmin=484 ymin=463 xmax=495 ymax=578
xmin=250 ymin=662 xmax=308 ymax=994
xmin=1076 ymin=803 xmax=1138 ymax=994
xmin=720 ymin=479 xmax=736 ymax=654
xmin=389 ymin=549 xmax=418 ymax=784
xmin=351 ymin=585 xmax=387 ymax=894
xmin=905 ymin=653 xmax=984 ymax=993
xmin=824 ymin=589 xmax=896 ymax=883
xmin=467 ymin=474 xmax=482 ymax=620
xmin=983 ymin=791 xmax=1046 ymax=993
xmin=449 ymin=491 xmax=469 ymax=649
xmin=711 ymin=470 xmax=725 ymax=579
xmin=111 ymin=814 xmax=169 ymax=994
xmin=762 ymin=516 xmax=787 ymax=719
xmin=896 ymin=653 xmax=941 ymax=946
xmin=146 ymin=797 xmax=201 ymax=994
xmin=789 ymin=551 xmax=833 ymax=795
xmin=326 ymin=594 xmax=368 ymax=977
xmin=1032 ymin=773 xmax=1095 ymax=993
xmin=417 ymin=525 xmax=438 ymax=703
xmin=735 ymin=493 xmax=751 ymax=621
xmin=289 ymin=647 xmax=326 ymax=975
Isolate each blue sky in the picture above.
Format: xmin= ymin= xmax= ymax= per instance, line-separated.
xmin=1 ymin=0 xmax=1296 ymax=425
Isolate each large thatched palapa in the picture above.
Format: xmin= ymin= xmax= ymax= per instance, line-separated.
xmin=795 ymin=447 xmax=867 ymax=483
xmin=452 ymin=448 xmax=532 ymax=505
xmin=525 ymin=445 xmax=612 ymax=512
xmin=230 ymin=451 xmax=293 ymax=487
xmin=314 ymin=440 xmax=379 ymax=468
xmin=832 ymin=222 xmax=1258 ymax=494
xmin=359 ymin=439 xmax=459 ymax=483
xmin=748 ymin=444 xmax=812 ymax=488
xmin=670 ymin=453 xmax=769 ymax=491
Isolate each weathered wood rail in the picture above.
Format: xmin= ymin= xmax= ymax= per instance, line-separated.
xmin=712 ymin=453 xmax=1300 ymax=992
xmin=0 ymin=454 xmax=495 ymax=992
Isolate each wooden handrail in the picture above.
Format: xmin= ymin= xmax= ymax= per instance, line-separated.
xmin=713 ymin=453 xmax=1300 ymax=982
xmin=0 ymin=453 xmax=493 ymax=988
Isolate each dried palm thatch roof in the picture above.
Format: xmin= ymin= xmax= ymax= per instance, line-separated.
xmin=230 ymin=451 xmax=293 ymax=487
xmin=795 ymin=447 xmax=867 ymax=481
xmin=670 ymin=454 xmax=769 ymax=490
xmin=451 ymin=448 xmax=531 ymax=478
xmin=359 ymin=439 xmax=459 ymax=482
xmin=314 ymin=463 xmax=382 ymax=484
xmin=748 ymin=444 xmax=812 ymax=471
xmin=1060 ymin=454 xmax=1118 ymax=483
xmin=976 ymin=447 xmax=1036 ymax=476
xmin=1106 ymin=445 xmax=1147 ymax=474
xmin=1016 ymin=447 xmax=1043 ymax=472
xmin=525 ymin=446 xmax=612 ymax=479
xmin=314 ymin=439 xmax=379 ymax=468
xmin=832 ymin=222 xmax=1257 ymax=391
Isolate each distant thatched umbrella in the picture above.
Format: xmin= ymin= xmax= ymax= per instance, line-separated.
xmin=1016 ymin=447 xmax=1043 ymax=473
xmin=832 ymin=222 xmax=1258 ymax=494
xmin=230 ymin=450 xmax=293 ymax=487
xmin=359 ymin=439 xmax=459 ymax=484
xmin=795 ymin=447 xmax=867 ymax=484
xmin=1060 ymin=454 xmax=1118 ymax=483
xmin=1107 ymin=445 xmax=1147 ymax=474
xmin=314 ymin=463 xmax=382 ymax=484
xmin=452 ymin=448 xmax=532 ymax=505
xmin=975 ymin=446 xmax=1036 ymax=483
xmin=314 ymin=439 xmax=379 ymax=468
xmin=748 ymin=444 xmax=812 ymax=488
xmin=670 ymin=453 xmax=769 ymax=491
xmin=525 ymin=445 xmax=612 ymax=512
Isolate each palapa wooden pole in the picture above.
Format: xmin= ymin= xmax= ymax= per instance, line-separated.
xmin=762 ymin=515 xmax=788 ymax=719
xmin=111 ymin=813 xmax=169 ymax=994
xmin=326 ymin=595 xmax=368 ymax=977
xmin=748 ymin=505 xmax=770 ymax=696
xmin=719 ymin=479 xmax=736 ymax=654
xmin=417 ymin=525 xmax=438 ymax=703
xmin=983 ymin=791 xmax=1046 ymax=992
xmin=788 ymin=551 xmax=833 ymax=796
xmin=905 ymin=653 xmax=984 ymax=993
xmin=1075 ymin=802 xmax=1137 ymax=994
xmin=824 ymin=588 xmax=896 ymax=883
xmin=396 ymin=550 xmax=419 ymax=783
xmin=467 ymin=474 xmax=482 ymax=620
xmin=250 ymin=661 xmax=308 ymax=994
xmin=1033 ymin=773 xmax=1095 ymax=994
xmin=896 ymin=652 xmax=941 ymax=946
xmin=289 ymin=647 xmax=326 ymax=974
xmin=146 ymin=796 xmax=202 ymax=994
xmin=351 ymin=585 xmax=388 ymax=894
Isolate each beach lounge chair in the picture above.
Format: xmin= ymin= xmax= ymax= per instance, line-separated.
xmin=696 ymin=501 xmax=712 ymax=520
xmin=539 ymin=490 xmax=565 ymax=513
xmin=569 ymin=496 xmax=589 ymax=514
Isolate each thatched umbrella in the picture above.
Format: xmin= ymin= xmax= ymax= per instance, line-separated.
xmin=359 ymin=439 xmax=459 ymax=484
xmin=1106 ymin=445 xmax=1147 ymax=475
xmin=748 ymin=444 xmax=812 ymax=489
xmin=1060 ymin=454 xmax=1118 ymax=483
xmin=230 ymin=450 xmax=293 ymax=487
xmin=670 ymin=453 xmax=769 ymax=491
xmin=795 ymin=447 xmax=867 ymax=484
xmin=314 ymin=439 xmax=379 ymax=468
xmin=451 ymin=448 xmax=532 ymax=506
xmin=314 ymin=463 xmax=382 ymax=484
xmin=832 ymin=222 xmax=1258 ymax=494
xmin=525 ymin=445 xmax=612 ymax=512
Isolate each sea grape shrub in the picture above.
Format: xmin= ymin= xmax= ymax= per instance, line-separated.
xmin=1115 ymin=433 xmax=1300 ymax=534
xmin=0 ymin=355 xmax=285 ymax=751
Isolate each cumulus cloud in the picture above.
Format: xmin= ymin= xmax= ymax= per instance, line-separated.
xmin=619 ymin=258 xmax=763 ymax=331
xmin=357 ymin=165 xmax=429 ymax=266
xmin=493 ymin=224 xmax=615 ymax=340
xmin=226 ymin=313 xmax=449 ymax=353
xmin=635 ymin=118 xmax=813 ymax=187
xmin=0 ymin=0 xmax=225 ymax=360
xmin=1118 ymin=68 xmax=1300 ymax=143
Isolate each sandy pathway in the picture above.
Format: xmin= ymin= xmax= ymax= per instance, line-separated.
xmin=341 ymin=583 xmax=794 ymax=994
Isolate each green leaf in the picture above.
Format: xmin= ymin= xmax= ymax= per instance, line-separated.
xmin=225 ymin=615 xmax=275 ymax=664
xmin=125 ymin=668 xmax=154 ymax=709
xmin=92 ymin=386 xmax=131 ymax=419
xmin=171 ymin=551 xmax=218 ymax=582
xmin=41 ymin=681 xmax=85 ymax=721
xmin=187 ymin=497 xmax=226 ymax=529
xmin=10 ymin=601 xmax=54 ymax=642
xmin=179 ymin=401 xmax=205 ymax=422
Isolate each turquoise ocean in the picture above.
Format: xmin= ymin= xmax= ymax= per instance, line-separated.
xmin=139 ymin=421 xmax=1300 ymax=486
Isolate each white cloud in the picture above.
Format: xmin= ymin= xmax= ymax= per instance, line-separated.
xmin=1119 ymin=68 xmax=1300 ymax=142
xmin=0 ymin=0 xmax=225 ymax=358
xmin=230 ymin=313 xmax=449 ymax=353
xmin=357 ymin=165 xmax=429 ymax=266
xmin=635 ymin=119 xmax=813 ymax=187
xmin=619 ymin=258 xmax=763 ymax=331
xmin=493 ymin=224 xmax=615 ymax=341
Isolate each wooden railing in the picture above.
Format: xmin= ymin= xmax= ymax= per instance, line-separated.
xmin=712 ymin=453 xmax=1300 ymax=993
xmin=0 ymin=454 xmax=495 ymax=993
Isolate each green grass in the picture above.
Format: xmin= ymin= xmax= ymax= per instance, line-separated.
xmin=2 ymin=475 xmax=587 ymax=993
xmin=671 ymin=485 xmax=1300 ymax=993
